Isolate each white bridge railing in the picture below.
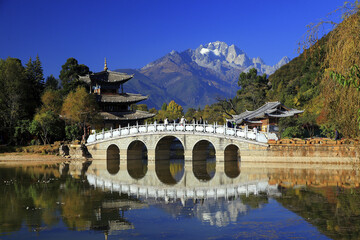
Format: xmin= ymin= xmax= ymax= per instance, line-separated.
xmin=86 ymin=122 xmax=278 ymax=144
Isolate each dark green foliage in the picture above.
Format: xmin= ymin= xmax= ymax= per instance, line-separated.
xmin=0 ymin=58 xmax=28 ymax=143
xmin=44 ymin=74 xmax=59 ymax=90
xmin=59 ymin=58 xmax=90 ymax=95
xmin=161 ymin=103 xmax=168 ymax=111
xmin=65 ymin=125 xmax=82 ymax=141
xmin=24 ymin=55 xmax=44 ymax=118
xmin=236 ymin=68 xmax=269 ymax=112
xmin=29 ymin=111 xmax=65 ymax=144
xmin=14 ymin=120 xmax=32 ymax=146
xmin=282 ymin=126 xmax=306 ymax=138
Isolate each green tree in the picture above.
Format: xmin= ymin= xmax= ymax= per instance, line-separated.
xmin=14 ymin=120 xmax=32 ymax=146
xmin=40 ymin=89 xmax=63 ymax=115
xmin=30 ymin=111 xmax=64 ymax=144
xmin=24 ymin=55 xmax=44 ymax=118
xmin=237 ymin=68 xmax=269 ymax=111
xmin=161 ymin=103 xmax=168 ymax=111
xmin=44 ymin=74 xmax=59 ymax=90
xmin=61 ymin=86 xmax=99 ymax=141
xmin=0 ymin=57 xmax=27 ymax=143
xmin=59 ymin=58 xmax=89 ymax=94
xmin=166 ymin=100 xmax=184 ymax=120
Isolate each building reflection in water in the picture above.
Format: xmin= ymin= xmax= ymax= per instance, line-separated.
xmin=155 ymin=136 xmax=185 ymax=185
xmin=3 ymin=161 xmax=360 ymax=239
xmin=193 ymin=140 xmax=216 ymax=181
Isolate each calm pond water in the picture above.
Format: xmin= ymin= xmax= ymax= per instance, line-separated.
xmin=1 ymin=157 xmax=360 ymax=239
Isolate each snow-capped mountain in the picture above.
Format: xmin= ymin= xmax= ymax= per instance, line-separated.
xmin=191 ymin=41 xmax=289 ymax=76
xmin=119 ymin=41 xmax=290 ymax=110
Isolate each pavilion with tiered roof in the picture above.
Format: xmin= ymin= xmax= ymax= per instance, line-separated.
xmin=79 ymin=59 xmax=155 ymax=129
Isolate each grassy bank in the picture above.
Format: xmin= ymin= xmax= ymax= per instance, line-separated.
xmin=0 ymin=142 xmax=61 ymax=155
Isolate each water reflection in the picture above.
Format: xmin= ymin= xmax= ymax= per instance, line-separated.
xmin=155 ymin=136 xmax=185 ymax=185
xmin=107 ymin=144 xmax=120 ymax=175
xmin=224 ymin=144 xmax=240 ymax=178
xmin=193 ymin=140 xmax=216 ymax=181
xmin=127 ymin=140 xmax=148 ymax=179
xmin=1 ymin=161 xmax=360 ymax=239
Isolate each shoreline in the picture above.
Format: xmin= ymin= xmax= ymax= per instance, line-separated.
xmin=0 ymin=152 xmax=67 ymax=164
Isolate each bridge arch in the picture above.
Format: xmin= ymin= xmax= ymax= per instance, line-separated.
xmin=193 ymin=140 xmax=216 ymax=181
xmin=155 ymin=136 xmax=185 ymax=185
xmin=224 ymin=144 xmax=241 ymax=178
xmin=127 ymin=140 xmax=148 ymax=180
xmin=106 ymin=144 xmax=120 ymax=175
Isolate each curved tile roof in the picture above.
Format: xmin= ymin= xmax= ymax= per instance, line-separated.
xmin=97 ymin=93 xmax=148 ymax=104
xmin=100 ymin=110 xmax=155 ymax=121
xmin=79 ymin=70 xmax=134 ymax=84
xmin=231 ymin=102 xmax=303 ymax=124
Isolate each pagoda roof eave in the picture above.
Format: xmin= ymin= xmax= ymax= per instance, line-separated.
xmin=79 ymin=70 xmax=134 ymax=84
xmin=231 ymin=101 xmax=303 ymax=124
xmin=100 ymin=110 xmax=155 ymax=121
xmin=97 ymin=93 xmax=148 ymax=104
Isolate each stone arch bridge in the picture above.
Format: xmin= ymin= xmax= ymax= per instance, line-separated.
xmin=86 ymin=123 xmax=271 ymax=162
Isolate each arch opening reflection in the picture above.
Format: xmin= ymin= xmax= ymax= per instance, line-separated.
xmin=193 ymin=140 xmax=216 ymax=181
xmin=127 ymin=140 xmax=148 ymax=180
xmin=155 ymin=136 xmax=185 ymax=185
xmin=224 ymin=144 xmax=240 ymax=178
xmin=106 ymin=144 xmax=120 ymax=175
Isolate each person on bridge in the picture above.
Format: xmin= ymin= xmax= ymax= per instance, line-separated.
xmin=198 ymin=116 xmax=204 ymax=125
xmin=180 ymin=116 xmax=186 ymax=126
xmin=192 ymin=117 xmax=196 ymax=124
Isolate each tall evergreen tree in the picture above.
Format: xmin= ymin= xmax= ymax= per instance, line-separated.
xmin=44 ymin=74 xmax=59 ymax=90
xmin=24 ymin=55 xmax=44 ymax=118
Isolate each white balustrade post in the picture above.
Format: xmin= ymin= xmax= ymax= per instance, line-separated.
xmin=110 ymin=127 xmax=113 ymax=138
xmin=173 ymin=121 xmax=175 ymax=131
xmin=94 ymin=131 xmax=97 ymax=141
xmin=245 ymin=125 xmax=248 ymax=139
xmin=154 ymin=121 xmax=157 ymax=132
xmin=224 ymin=124 xmax=226 ymax=135
xmin=213 ymin=123 xmax=215 ymax=133
xmin=136 ymin=121 xmax=139 ymax=132
xmin=203 ymin=121 xmax=205 ymax=132
xmin=102 ymin=129 xmax=105 ymax=139
xmin=193 ymin=121 xmax=195 ymax=134
xmin=146 ymin=121 xmax=148 ymax=132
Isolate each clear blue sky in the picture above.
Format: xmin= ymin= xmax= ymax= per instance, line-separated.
xmin=0 ymin=0 xmax=345 ymax=79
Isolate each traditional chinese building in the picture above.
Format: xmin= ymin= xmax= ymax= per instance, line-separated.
xmin=79 ymin=59 xmax=155 ymax=129
xmin=230 ymin=101 xmax=303 ymax=132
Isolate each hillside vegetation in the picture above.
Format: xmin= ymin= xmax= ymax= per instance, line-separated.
xmin=266 ymin=6 xmax=360 ymax=138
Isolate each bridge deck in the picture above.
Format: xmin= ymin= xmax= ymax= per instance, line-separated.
xmin=86 ymin=123 xmax=275 ymax=147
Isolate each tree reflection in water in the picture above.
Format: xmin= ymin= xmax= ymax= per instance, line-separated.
xmin=224 ymin=144 xmax=240 ymax=178
xmin=127 ymin=140 xmax=148 ymax=180
xmin=155 ymin=136 xmax=185 ymax=185
xmin=1 ymin=163 xmax=360 ymax=239
xmin=193 ymin=140 xmax=216 ymax=181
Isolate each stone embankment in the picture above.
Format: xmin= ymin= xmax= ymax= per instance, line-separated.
xmin=242 ymin=138 xmax=359 ymax=164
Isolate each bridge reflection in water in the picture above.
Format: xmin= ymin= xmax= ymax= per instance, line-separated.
xmin=105 ymin=136 xmax=241 ymax=184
